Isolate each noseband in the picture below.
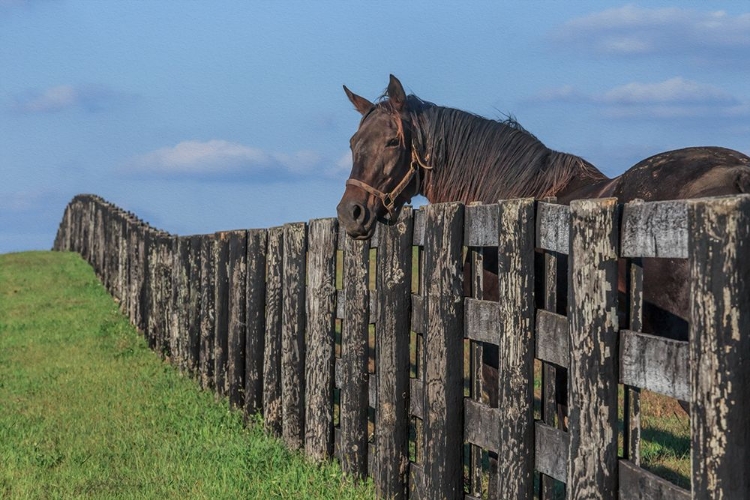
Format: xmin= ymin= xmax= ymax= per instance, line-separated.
xmin=346 ymin=145 xmax=432 ymax=216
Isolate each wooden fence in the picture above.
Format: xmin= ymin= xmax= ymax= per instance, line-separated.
xmin=53 ymin=193 xmax=750 ymax=500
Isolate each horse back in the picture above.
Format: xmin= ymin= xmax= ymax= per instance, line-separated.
xmin=610 ymin=146 xmax=750 ymax=202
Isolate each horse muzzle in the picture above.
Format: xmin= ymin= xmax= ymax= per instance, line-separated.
xmin=336 ymin=189 xmax=378 ymax=240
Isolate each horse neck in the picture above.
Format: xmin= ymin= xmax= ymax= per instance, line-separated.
xmin=414 ymin=106 xmax=608 ymax=204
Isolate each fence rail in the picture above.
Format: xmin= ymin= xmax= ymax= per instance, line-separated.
xmin=54 ymin=193 xmax=750 ymax=500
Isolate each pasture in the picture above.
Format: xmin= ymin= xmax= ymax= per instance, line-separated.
xmin=0 ymin=251 xmax=375 ymax=499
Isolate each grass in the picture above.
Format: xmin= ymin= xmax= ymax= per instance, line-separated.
xmin=0 ymin=251 xmax=375 ymax=500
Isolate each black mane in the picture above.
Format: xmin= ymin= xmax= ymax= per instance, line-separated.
xmin=398 ymin=95 xmax=607 ymax=203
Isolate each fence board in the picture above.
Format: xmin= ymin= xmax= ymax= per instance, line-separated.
xmin=689 ymin=195 xmax=750 ymax=499
xmin=536 ymin=202 xmax=570 ymax=254
xmin=465 ymin=203 xmax=499 ymax=246
xmin=422 ymin=202 xmax=464 ymax=500
xmin=621 ymin=200 xmax=687 ymax=258
xmin=495 ymin=198 xmax=535 ymax=500
xmin=171 ymin=236 xmax=191 ymax=371
xmin=199 ymin=235 xmax=216 ymax=390
xmin=464 ymin=298 xmax=499 ymax=344
xmin=535 ymin=309 xmax=569 ymax=369
xmin=374 ymin=207 xmax=413 ymax=500
xmin=227 ymin=230 xmax=248 ymax=410
xmin=245 ymin=229 xmax=267 ymax=416
xmin=213 ymin=231 xmax=230 ymax=398
xmin=282 ymin=222 xmax=307 ymax=450
xmin=340 ymin=234 xmax=370 ymax=477
xmin=263 ymin=227 xmax=284 ymax=436
xmin=619 ymin=330 xmax=690 ymax=401
xmin=464 ymin=399 xmax=500 ymax=451
xmin=187 ymin=234 xmax=202 ymax=374
xmin=567 ymin=198 xmax=620 ymax=500
xmin=535 ymin=422 xmax=569 ymax=483
xmin=618 ymin=460 xmax=689 ymax=500
xmin=305 ymin=218 xmax=338 ymax=461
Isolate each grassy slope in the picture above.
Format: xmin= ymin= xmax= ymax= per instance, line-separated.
xmin=0 ymin=251 xmax=375 ymax=500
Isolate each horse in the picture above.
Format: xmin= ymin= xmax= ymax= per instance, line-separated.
xmin=336 ymin=74 xmax=750 ymax=411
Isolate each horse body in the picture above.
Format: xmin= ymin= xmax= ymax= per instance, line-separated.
xmin=338 ymin=75 xmax=750 ymax=343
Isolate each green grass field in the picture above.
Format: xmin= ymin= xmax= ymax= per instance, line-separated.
xmin=0 ymin=251 xmax=375 ymax=500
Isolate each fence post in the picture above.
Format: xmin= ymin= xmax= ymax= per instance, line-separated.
xmin=422 ymin=202 xmax=465 ymax=500
xmin=245 ymin=229 xmax=267 ymax=417
xmin=186 ymin=235 xmax=202 ymax=374
xmin=689 ymin=195 xmax=750 ymax=499
xmin=227 ymin=230 xmax=248 ymax=409
xmin=200 ymin=234 xmax=216 ymax=389
xmin=304 ymin=218 xmax=338 ymax=461
xmin=495 ymin=198 xmax=536 ymax=499
xmin=214 ymin=231 xmax=230 ymax=397
xmin=263 ymin=227 xmax=284 ymax=436
xmin=282 ymin=222 xmax=307 ymax=450
xmin=567 ymin=198 xmax=619 ymax=500
xmin=340 ymin=231 xmax=371 ymax=478
xmin=171 ymin=236 xmax=191 ymax=371
xmin=374 ymin=207 xmax=413 ymax=499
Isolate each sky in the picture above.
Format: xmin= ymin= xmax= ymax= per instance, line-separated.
xmin=1 ymin=1 xmax=749 ymax=254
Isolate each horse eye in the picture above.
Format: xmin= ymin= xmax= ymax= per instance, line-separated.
xmin=386 ymin=138 xmax=400 ymax=148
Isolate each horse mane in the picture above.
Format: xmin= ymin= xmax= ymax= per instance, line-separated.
xmin=385 ymin=94 xmax=607 ymax=203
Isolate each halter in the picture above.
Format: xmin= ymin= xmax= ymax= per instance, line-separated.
xmin=346 ymin=145 xmax=433 ymax=216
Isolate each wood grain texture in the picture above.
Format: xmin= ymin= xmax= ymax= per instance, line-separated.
xmin=618 ymin=460 xmax=690 ymax=500
xmin=464 ymin=298 xmax=499 ymax=344
xmin=688 ymin=195 xmax=750 ymax=499
xmin=422 ymin=202 xmax=464 ymax=500
xmin=464 ymin=399 xmax=500 ymax=451
xmin=619 ymin=330 xmax=690 ymax=401
xmin=621 ymin=199 xmax=687 ymax=258
xmin=374 ymin=207 xmax=413 ymax=500
xmin=281 ymin=222 xmax=307 ymax=450
xmin=567 ymin=198 xmax=620 ymax=500
xmin=171 ymin=236 xmax=191 ymax=372
xmin=227 ymin=230 xmax=248 ymax=409
xmin=213 ymin=231 xmax=230 ymax=398
xmin=263 ymin=227 xmax=284 ymax=436
xmin=244 ymin=229 xmax=267 ymax=417
xmin=536 ymin=202 xmax=570 ymax=254
xmin=494 ymin=198 xmax=536 ymax=500
xmin=465 ymin=203 xmax=499 ymax=246
xmin=304 ymin=218 xmax=338 ymax=461
xmin=199 ymin=234 xmax=216 ymax=390
xmin=339 ymin=234 xmax=370 ymax=477
xmin=535 ymin=422 xmax=569 ymax=483
xmin=187 ymin=234 xmax=202 ymax=375
xmin=535 ymin=309 xmax=569 ymax=369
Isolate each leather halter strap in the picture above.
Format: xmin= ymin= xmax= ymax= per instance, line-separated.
xmin=346 ymin=146 xmax=432 ymax=216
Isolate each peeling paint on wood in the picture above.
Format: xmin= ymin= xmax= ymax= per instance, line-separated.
xmin=567 ymin=198 xmax=620 ymax=500
xmin=305 ymin=218 xmax=338 ymax=461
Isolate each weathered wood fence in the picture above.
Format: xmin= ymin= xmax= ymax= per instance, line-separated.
xmin=53 ymin=194 xmax=750 ymax=500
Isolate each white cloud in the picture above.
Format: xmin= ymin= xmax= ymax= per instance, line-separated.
xmin=11 ymin=84 xmax=131 ymax=113
xmin=528 ymin=78 xmax=748 ymax=120
xmin=553 ymin=5 xmax=750 ymax=58
xmin=599 ymin=77 xmax=737 ymax=105
xmin=122 ymin=139 xmax=332 ymax=182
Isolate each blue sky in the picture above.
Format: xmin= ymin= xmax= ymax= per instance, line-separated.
xmin=1 ymin=1 xmax=748 ymax=253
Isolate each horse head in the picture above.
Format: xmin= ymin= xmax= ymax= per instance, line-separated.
xmin=337 ymin=75 xmax=426 ymax=240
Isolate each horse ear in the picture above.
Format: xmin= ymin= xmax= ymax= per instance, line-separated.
xmin=344 ymin=85 xmax=374 ymax=116
xmin=387 ymin=74 xmax=407 ymax=112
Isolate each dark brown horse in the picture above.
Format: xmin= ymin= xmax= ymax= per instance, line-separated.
xmin=337 ymin=75 xmax=750 ymax=347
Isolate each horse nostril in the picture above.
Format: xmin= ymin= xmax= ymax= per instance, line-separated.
xmin=352 ymin=204 xmax=363 ymax=222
